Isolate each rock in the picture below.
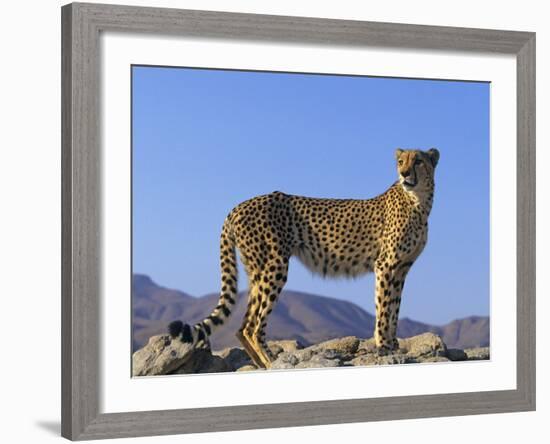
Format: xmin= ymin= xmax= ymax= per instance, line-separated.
xmin=293 ymin=349 xmax=314 ymax=362
xmin=271 ymin=352 xmax=300 ymax=369
xmin=173 ymin=349 xmax=231 ymax=374
xmin=312 ymin=336 xmax=360 ymax=355
xmin=236 ymin=365 xmax=260 ymax=372
xmin=213 ymin=347 xmax=252 ymax=370
xmin=446 ymin=348 xmax=468 ymax=361
xmin=272 ymin=351 xmax=342 ymax=370
xmin=401 ymin=332 xmax=447 ymax=357
xmin=378 ymin=354 xmax=415 ymax=365
xmin=349 ymin=355 xmax=379 ymax=366
xmin=357 ymin=337 xmax=407 ymax=354
xmin=267 ymin=339 xmax=304 ymax=358
xmin=464 ymin=347 xmax=490 ymax=360
xmin=421 ymin=356 xmax=451 ymax=363
xmin=351 ymin=353 xmax=414 ymax=366
xmin=295 ymin=357 xmax=341 ymax=368
xmin=357 ymin=338 xmax=377 ymax=354
xmin=132 ymin=334 xmax=195 ymax=376
xmin=306 ymin=336 xmax=361 ymax=363
xmin=271 ymin=339 xmax=349 ymax=369
xmin=320 ymin=349 xmax=342 ymax=360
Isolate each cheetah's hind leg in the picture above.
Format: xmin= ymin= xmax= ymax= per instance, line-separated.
xmin=236 ymin=328 xmax=267 ymax=369
xmin=236 ymin=304 xmax=275 ymax=369
xmin=235 ymin=286 xmax=268 ymax=369
xmin=250 ymin=334 xmax=275 ymax=369
xmin=246 ymin=260 xmax=288 ymax=369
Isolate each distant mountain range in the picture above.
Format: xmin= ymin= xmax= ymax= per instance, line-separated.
xmin=132 ymin=274 xmax=489 ymax=352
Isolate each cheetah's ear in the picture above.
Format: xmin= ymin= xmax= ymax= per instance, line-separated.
xmin=427 ymin=148 xmax=440 ymax=167
xmin=395 ymin=148 xmax=404 ymax=159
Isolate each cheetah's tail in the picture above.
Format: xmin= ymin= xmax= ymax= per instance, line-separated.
xmin=168 ymin=217 xmax=238 ymax=347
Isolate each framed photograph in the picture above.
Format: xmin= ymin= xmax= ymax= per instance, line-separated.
xmin=61 ymin=2 xmax=535 ymax=440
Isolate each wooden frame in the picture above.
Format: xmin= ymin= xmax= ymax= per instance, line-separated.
xmin=61 ymin=2 xmax=536 ymax=440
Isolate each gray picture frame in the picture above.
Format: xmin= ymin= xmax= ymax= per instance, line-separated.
xmin=61 ymin=2 xmax=536 ymax=440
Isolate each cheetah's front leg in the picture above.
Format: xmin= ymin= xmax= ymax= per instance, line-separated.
xmin=387 ymin=262 xmax=412 ymax=350
xmin=374 ymin=264 xmax=396 ymax=355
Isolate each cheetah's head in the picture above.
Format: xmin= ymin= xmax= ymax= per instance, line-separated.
xmin=395 ymin=148 xmax=440 ymax=191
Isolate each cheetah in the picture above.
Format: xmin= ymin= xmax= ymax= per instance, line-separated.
xmin=169 ymin=148 xmax=440 ymax=369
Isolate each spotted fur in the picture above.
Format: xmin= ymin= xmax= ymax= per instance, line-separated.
xmin=169 ymin=148 xmax=440 ymax=368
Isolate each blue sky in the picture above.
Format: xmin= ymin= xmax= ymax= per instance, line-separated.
xmin=132 ymin=66 xmax=490 ymax=326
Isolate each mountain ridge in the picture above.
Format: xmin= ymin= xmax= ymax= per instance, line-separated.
xmin=132 ymin=273 xmax=489 ymax=352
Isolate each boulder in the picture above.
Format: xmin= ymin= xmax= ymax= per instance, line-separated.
xmin=132 ymin=334 xmax=195 ymax=376
xmin=401 ymin=332 xmax=447 ymax=357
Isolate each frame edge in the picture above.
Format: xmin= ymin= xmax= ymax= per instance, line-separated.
xmin=62 ymin=2 xmax=103 ymax=440
xmin=516 ymin=33 xmax=536 ymax=412
xmin=74 ymin=1 xmax=532 ymax=53
xmin=61 ymin=2 xmax=537 ymax=440
xmin=61 ymin=3 xmax=76 ymax=439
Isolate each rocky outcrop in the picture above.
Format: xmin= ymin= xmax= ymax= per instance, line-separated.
xmin=132 ymin=332 xmax=490 ymax=376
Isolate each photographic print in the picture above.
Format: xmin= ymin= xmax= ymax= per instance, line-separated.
xmin=131 ymin=66 xmax=490 ymax=376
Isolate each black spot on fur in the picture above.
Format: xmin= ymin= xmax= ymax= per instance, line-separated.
xmin=180 ymin=324 xmax=193 ymax=343
xmin=208 ymin=315 xmax=222 ymax=325
xmin=168 ymin=320 xmax=183 ymax=338
xmin=197 ymin=328 xmax=205 ymax=341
